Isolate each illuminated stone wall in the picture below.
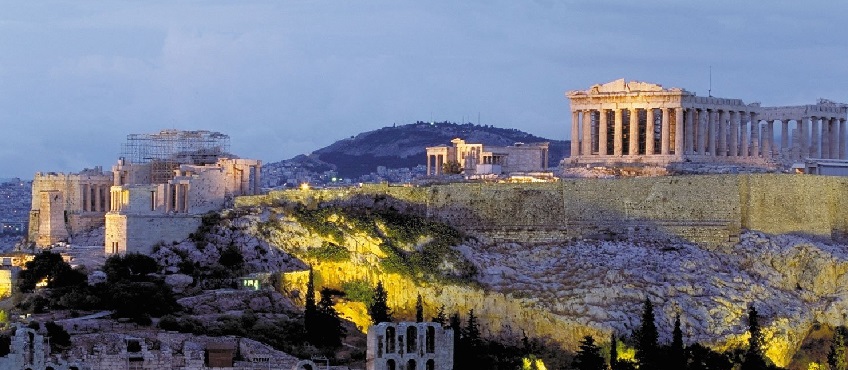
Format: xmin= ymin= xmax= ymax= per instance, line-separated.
xmin=238 ymin=174 xmax=848 ymax=247
xmin=28 ymin=169 xmax=112 ymax=247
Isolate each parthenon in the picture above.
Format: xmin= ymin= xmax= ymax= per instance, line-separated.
xmin=567 ymin=79 xmax=848 ymax=168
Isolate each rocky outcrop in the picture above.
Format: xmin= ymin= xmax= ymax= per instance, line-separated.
xmin=177 ymin=289 xmax=297 ymax=315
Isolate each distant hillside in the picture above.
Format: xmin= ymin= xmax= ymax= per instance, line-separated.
xmin=269 ymin=121 xmax=569 ymax=179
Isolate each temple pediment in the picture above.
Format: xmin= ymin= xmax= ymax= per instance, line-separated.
xmin=569 ymin=78 xmax=688 ymax=96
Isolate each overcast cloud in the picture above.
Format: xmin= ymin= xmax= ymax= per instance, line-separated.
xmin=1 ymin=1 xmax=846 ymax=178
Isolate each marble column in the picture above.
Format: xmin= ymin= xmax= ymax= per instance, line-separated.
xmin=82 ymin=184 xmax=89 ymax=212
xmin=646 ymin=108 xmax=655 ymax=155
xmin=811 ymin=116 xmax=820 ymax=158
xmin=718 ymin=110 xmax=728 ymax=156
xmin=661 ymin=108 xmax=670 ymax=155
xmin=582 ymin=110 xmax=592 ymax=156
xmin=830 ymin=117 xmax=839 ymax=159
xmin=841 ymin=119 xmax=847 ymax=159
xmin=571 ymin=111 xmax=579 ymax=158
xmin=697 ymin=109 xmax=708 ymax=155
xmin=598 ymin=109 xmax=608 ymax=156
xmin=730 ymin=111 xmax=739 ymax=157
xmin=800 ymin=117 xmax=809 ymax=159
xmin=740 ymin=112 xmax=749 ymax=157
xmin=707 ymin=110 xmax=717 ymax=155
xmin=629 ymin=108 xmax=639 ymax=156
xmin=614 ymin=109 xmax=623 ymax=156
xmin=674 ymin=108 xmax=684 ymax=156
xmin=765 ymin=120 xmax=775 ymax=158
xmin=94 ymin=185 xmax=101 ymax=212
xmin=684 ymin=108 xmax=694 ymax=154
xmin=780 ymin=120 xmax=789 ymax=157
xmin=750 ymin=113 xmax=760 ymax=157
xmin=822 ymin=119 xmax=831 ymax=159
xmin=253 ymin=166 xmax=261 ymax=195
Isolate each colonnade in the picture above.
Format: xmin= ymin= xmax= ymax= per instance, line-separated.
xmin=426 ymin=153 xmax=447 ymax=176
xmin=572 ymin=107 xmax=848 ymax=161
xmin=164 ymin=182 xmax=190 ymax=213
xmin=81 ymin=183 xmax=110 ymax=212
xmin=570 ymin=106 xmax=684 ymax=157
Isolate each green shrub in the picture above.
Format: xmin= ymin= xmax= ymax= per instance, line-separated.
xmin=341 ymin=280 xmax=374 ymax=306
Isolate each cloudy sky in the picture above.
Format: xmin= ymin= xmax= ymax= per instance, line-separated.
xmin=1 ymin=1 xmax=847 ymax=178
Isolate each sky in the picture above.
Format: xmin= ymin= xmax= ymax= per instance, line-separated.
xmin=1 ymin=1 xmax=847 ymax=179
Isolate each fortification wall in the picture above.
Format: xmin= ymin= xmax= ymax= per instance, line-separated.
xmin=106 ymin=213 xmax=202 ymax=255
xmin=237 ymin=175 xmax=848 ymax=246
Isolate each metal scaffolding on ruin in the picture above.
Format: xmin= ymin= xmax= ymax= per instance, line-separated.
xmin=120 ymin=129 xmax=231 ymax=184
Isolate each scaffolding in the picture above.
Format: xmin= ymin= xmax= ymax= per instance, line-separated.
xmin=120 ymin=129 xmax=231 ymax=184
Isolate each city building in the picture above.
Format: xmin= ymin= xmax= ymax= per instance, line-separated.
xmin=566 ymin=79 xmax=848 ymax=169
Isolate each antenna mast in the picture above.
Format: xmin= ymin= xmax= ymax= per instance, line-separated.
xmin=708 ymin=66 xmax=712 ymax=97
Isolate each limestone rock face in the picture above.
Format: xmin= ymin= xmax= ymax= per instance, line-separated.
xmin=164 ymin=273 xmax=194 ymax=294
xmin=177 ymin=289 xmax=296 ymax=315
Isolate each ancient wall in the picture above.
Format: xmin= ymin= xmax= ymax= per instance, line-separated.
xmin=29 ymin=170 xmax=112 ymax=246
xmin=239 ymin=174 xmax=848 ymax=247
xmin=105 ymin=213 xmax=202 ymax=255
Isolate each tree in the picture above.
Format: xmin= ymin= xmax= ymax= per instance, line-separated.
xmin=313 ymin=288 xmax=346 ymax=348
xmin=44 ymin=321 xmax=71 ymax=351
xmin=572 ymin=335 xmax=606 ymax=370
xmin=635 ymin=298 xmax=659 ymax=370
xmin=687 ymin=343 xmax=733 ymax=370
xmin=829 ymin=326 xmax=848 ymax=370
xmin=17 ymin=251 xmax=79 ymax=292
xmin=304 ymin=269 xmax=318 ymax=342
xmin=669 ymin=314 xmax=686 ymax=370
xmin=441 ymin=160 xmax=462 ymax=175
xmin=368 ymin=281 xmax=392 ymax=324
xmin=610 ymin=333 xmax=619 ymax=370
xmin=464 ymin=309 xmax=482 ymax=350
xmin=102 ymin=253 xmax=158 ymax=282
xmin=432 ymin=304 xmax=447 ymax=326
xmin=741 ymin=305 xmax=768 ymax=370
xmin=415 ymin=293 xmax=424 ymax=322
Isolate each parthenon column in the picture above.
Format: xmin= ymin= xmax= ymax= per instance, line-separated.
xmin=800 ymin=117 xmax=809 ymax=159
xmin=629 ymin=108 xmax=639 ymax=155
xmin=811 ymin=116 xmax=820 ymax=158
xmin=94 ymin=185 xmax=101 ymax=212
xmin=730 ymin=111 xmax=739 ymax=157
xmin=697 ymin=109 xmax=707 ymax=155
xmin=598 ymin=109 xmax=608 ymax=155
xmin=661 ymin=108 xmax=670 ymax=155
xmin=829 ymin=118 xmax=838 ymax=159
xmin=582 ymin=110 xmax=592 ymax=156
xmin=684 ymin=108 xmax=694 ymax=154
xmin=718 ymin=110 xmax=728 ymax=156
xmin=780 ymin=120 xmax=789 ymax=157
xmin=762 ymin=120 xmax=773 ymax=158
xmin=740 ymin=112 xmax=749 ymax=157
xmin=614 ymin=109 xmax=623 ymax=156
xmin=674 ymin=108 xmax=684 ymax=156
xmin=571 ymin=111 xmax=579 ymax=158
xmin=646 ymin=108 xmax=655 ymax=155
xmin=750 ymin=113 xmax=760 ymax=158
xmin=822 ymin=119 xmax=831 ymax=159
xmin=707 ymin=110 xmax=717 ymax=156
xmin=82 ymin=184 xmax=89 ymax=212
xmin=164 ymin=183 xmax=171 ymax=213
xmin=840 ymin=119 xmax=847 ymax=159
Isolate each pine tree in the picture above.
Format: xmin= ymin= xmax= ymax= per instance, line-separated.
xmin=572 ymin=335 xmax=606 ymax=370
xmin=315 ymin=288 xmax=346 ymax=348
xmin=829 ymin=326 xmax=848 ymax=370
xmin=610 ymin=333 xmax=619 ymax=370
xmin=741 ymin=305 xmax=768 ymax=370
xmin=368 ymin=281 xmax=393 ymax=324
xmin=670 ymin=314 xmax=686 ymax=370
xmin=635 ymin=298 xmax=659 ymax=370
xmin=464 ymin=309 xmax=482 ymax=349
xmin=415 ymin=293 xmax=424 ymax=322
xmin=432 ymin=304 xmax=447 ymax=326
xmin=304 ymin=268 xmax=318 ymax=342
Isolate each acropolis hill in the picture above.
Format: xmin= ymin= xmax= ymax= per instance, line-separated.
xmin=234 ymin=173 xmax=848 ymax=367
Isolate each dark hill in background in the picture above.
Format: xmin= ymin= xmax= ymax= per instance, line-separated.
xmin=269 ymin=121 xmax=569 ymax=179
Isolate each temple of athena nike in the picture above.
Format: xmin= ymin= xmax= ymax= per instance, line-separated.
xmin=567 ymin=79 xmax=848 ymax=169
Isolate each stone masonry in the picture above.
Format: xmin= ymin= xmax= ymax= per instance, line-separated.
xmin=367 ymin=322 xmax=453 ymax=370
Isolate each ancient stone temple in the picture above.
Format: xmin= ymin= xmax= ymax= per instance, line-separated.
xmin=567 ymin=79 xmax=848 ymax=168
xmin=425 ymin=138 xmax=549 ymax=176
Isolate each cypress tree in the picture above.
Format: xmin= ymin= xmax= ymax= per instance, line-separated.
xmin=431 ymin=304 xmax=447 ymax=326
xmin=415 ymin=293 xmax=424 ymax=322
xmin=670 ymin=314 xmax=686 ymax=369
xmin=315 ymin=288 xmax=346 ymax=348
xmin=573 ymin=335 xmax=606 ymax=370
xmin=304 ymin=268 xmax=317 ymax=342
xmin=368 ymin=281 xmax=393 ymax=324
xmin=829 ymin=326 xmax=848 ymax=370
xmin=741 ymin=305 xmax=768 ymax=370
xmin=464 ymin=309 xmax=481 ymax=349
xmin=610 ymin=333 xmax=619 ymax=370
xmin=635 ymin=298 xmax=659 ymax=370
